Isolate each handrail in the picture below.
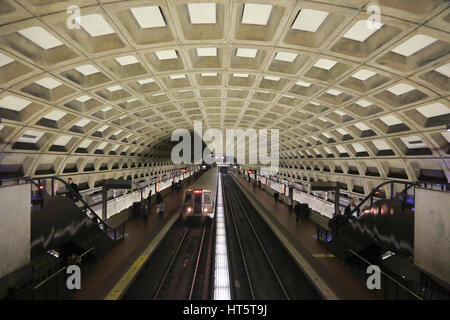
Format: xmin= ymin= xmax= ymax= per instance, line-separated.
xmin=350 ymin=180 xmax=417 ymax=216
xmin=348 ymin=249 xmax=422 ymax=300
xmin=33 ymin=247 xmax=95 ymax=290
xmin=27 ymin=176 xmax=106 ymax=228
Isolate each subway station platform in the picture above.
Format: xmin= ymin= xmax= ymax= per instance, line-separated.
xmin=72 ymin=177 xmax=194 ymax=300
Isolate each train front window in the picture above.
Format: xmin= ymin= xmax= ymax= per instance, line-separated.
xmin=194 ymin=192 xmax=202 ymax=213
xmin=203 ymin=192 xmax=211 ymax=205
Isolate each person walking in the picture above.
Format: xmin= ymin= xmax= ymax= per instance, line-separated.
xmin=273 ymin=191 xmax=279 ymax=205
xmin=252 ymin=180 xmax=256 ymax=192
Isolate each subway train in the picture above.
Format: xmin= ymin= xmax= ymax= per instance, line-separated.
xmin=181 ymin=166 xmax=218 ymax=220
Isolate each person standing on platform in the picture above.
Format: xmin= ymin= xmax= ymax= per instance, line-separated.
xmin=294 ymin=202 xmax=301 ymax=223
xmin=252 ymin=180 xmax=256 ymax=192
xmin=147 ymin=189 xmax=152 ymax=205
xmin=67 ymin=178 xmax=80 ymax=201
xmin=273 ymin=191 xmax=279 ymax=205
xmin=156 ymin=192 xmax=162 ymax=205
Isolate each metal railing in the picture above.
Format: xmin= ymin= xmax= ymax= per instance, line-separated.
xmin=347 ymin=249 xmax=422 ymax=300
xmin=350 ymin=180 xmax=417 ymax=216
xmin=26 ymin=176 xmax=125 ymax=240
xmin=8 ymin=247 xmax=96 ymax=300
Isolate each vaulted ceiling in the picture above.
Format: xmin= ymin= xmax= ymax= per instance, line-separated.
xmin=0 ymin=0 xmax=449 ymax=193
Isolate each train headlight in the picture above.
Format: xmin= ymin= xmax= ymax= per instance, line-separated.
xmin=187 ymin=207 xmax=192 ymax=213
xmin=203 ymin=208 xmax=208 ymax=213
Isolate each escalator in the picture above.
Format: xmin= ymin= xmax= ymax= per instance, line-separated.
xmin=30 ymin=195 xmax=115 ymax=260
xmin=327 ymin=180 xmax=416 ymax=258
xmin=327 ymin=198 xmax=414 ymax=259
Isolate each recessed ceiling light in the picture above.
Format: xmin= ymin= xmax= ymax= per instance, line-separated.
xmin=75 ymin=95 xmax=91 ymax=103
xmin=43 ymin=110 xmax=66 ymax=121
xmin=391 ymin=34 xmax=438 ymax=57
xmin=102 ymin=106 xmax=112 ymax=112
xmin=387 ymin=83 xmax=415 ymax=95
xmin=326 ymin=89 xmax=342 ymax=96
xmin=97 ymin=125 xmax=109 ymax=132
xmin=236 ymin=48 xmax=258 ymax=58
xmin=309 ymin=101 xmax=320 ymax=105
xmin=169 ymin=74 xmax=186 ymax=80
xmin=130 ymin=6 xmax=166 ymax=29
xmin=78 ymin=139 xmax=92 ymax=149
xmin=18 ymin=130 xmax=44 ymax=143
xmin=354 ymin=122 xmax=370 ymax=131
xmin=107 ymin=85 xmax=122 ymax=92
xmin=373 ymin=139 xmax=391 ymax=150
xmin=18 ymin=26 xmax=63 ymax=50
xmin=155 ymin=50 xmax=178 ymax=60
xmin=233 ymin=73 xmax=249 ymax=78
xmin=257 ymin=90 xmax=270 ymax=94
xmin=435 ymin=63 xmax=450 ymax=78
xmin=314 ymin=58 xmax=338 ymax=70
xmin=291 ymin=9 xmax=329 ymax=32
xmin=352 ymin=143 xmax=367 ymax=153
xmin=417 ymin=102 xmax=449 ymax=118
xmin=187 ymin=3 xmax=216 ymax=24
xmin=343 ymin=20 xmax=382 ymax=42
xmin=337 ymin=128 xmax=349 ymax=135
xmin=138 ymin=78 xmax=154 ymax=85
xmin=0 ymin=95 xmax=32 ymax=111
xmin=336 ymin=145 xmax=347 ymax=153
xmin=201 ymin=72 xmax=217 ymax=77
xmin=35 ymin=77 xmax=62 ymax=89
xmin=0 ymin=53 xmax=14 ymax=67
xmin=274 ymin=52 xmax=298 ymax=62
xmin=75 ymin=118 xmax=91 ymax=127
xmin=380 ymin=115 xmax=402 ymax=126
xmin=127 ymin=98 xmax=138 ymax=103
xmin=242 ymin=4 xmax=273 ymax=26
xmin=335 ymin=110 xmax=346 ymax=116
xmin=296 ymin=80 xmax=311 ymax=87
xmin=264 ymin=75 xmax=280 ymax=81
xmin=356 ymin=99 xmax=373 ymax=107
xmin=352 ymin=69 xmax=377 ymax=81
xmin=76 ymin=14 xmax=115 ymax=37
xmin=97 ymin=142 xmax=108 ymax=150
xmin=75 ymin=64 xmax=99 ymax=76
xmin=153 ymin=93 xmax=165 ymax=96
xmin=53 ymin=135 xmax=71 ymax=146
xmin=401 ymin=136 xmax=427 ymax=149
xmin=196 ymin=47 xmax=217 ymax=57
xmin=115 ymin=55 xmax=139 ymax=66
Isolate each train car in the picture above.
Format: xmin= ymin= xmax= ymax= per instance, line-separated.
xmin=182 ymin=167 xmax=218 ymax=220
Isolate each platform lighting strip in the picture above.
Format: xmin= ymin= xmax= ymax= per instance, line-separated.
xmin=213 ymin=174 xmax=231 ymax=300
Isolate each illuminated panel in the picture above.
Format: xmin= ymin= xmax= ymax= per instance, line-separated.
xmin=214 ymin=174 xmax=231 ymax=300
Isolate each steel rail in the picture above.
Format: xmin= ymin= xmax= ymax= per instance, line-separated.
xmin=222 ymin=175 xmax=255 ymax=300
xmin=188 ymin=225 xmax=207 ymax=300
xmin=227 ymin=175 xmax=291 ymax=300
xmin=153 ymin=226 xmax=190 ymax=299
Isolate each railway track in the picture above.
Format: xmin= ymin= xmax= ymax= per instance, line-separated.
xmin=222 ymin=173 xmax=321 ymax=300
xmin=153 ymin=223 xmax=209 ymax=300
